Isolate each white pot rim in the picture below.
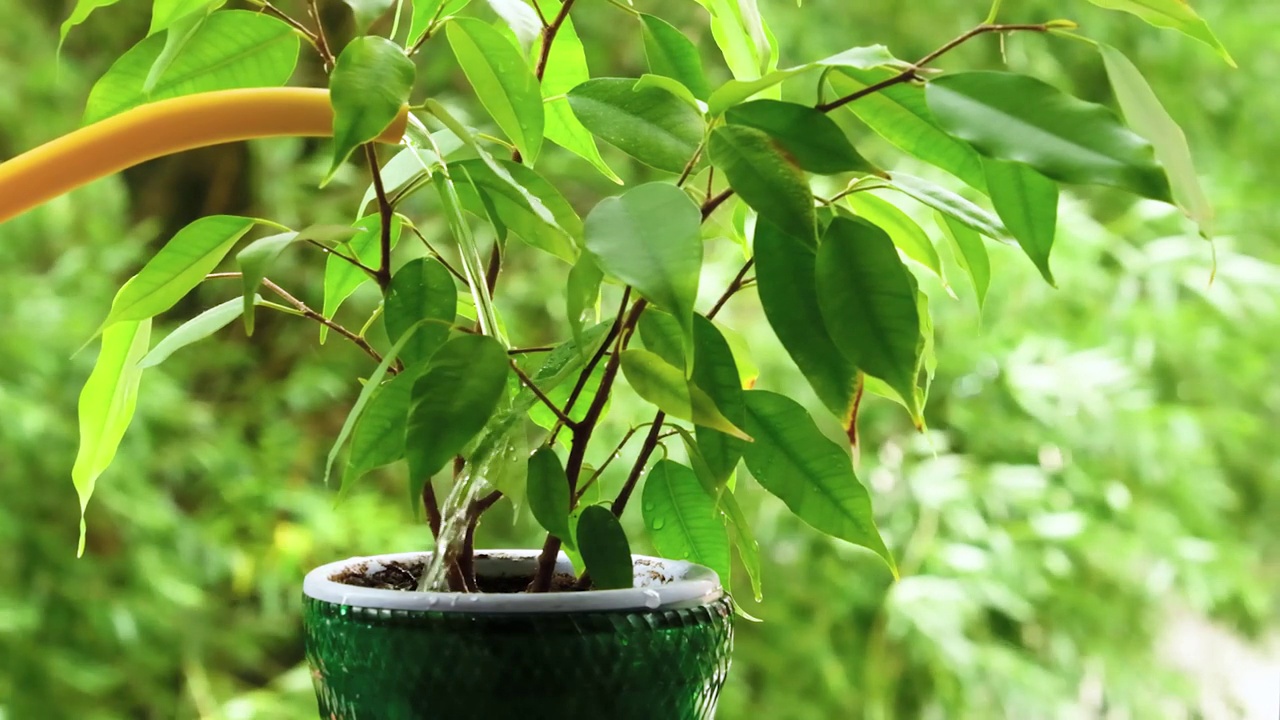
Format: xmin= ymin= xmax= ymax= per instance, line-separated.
xmin=302 ymin=549 xmax=724 ymax=614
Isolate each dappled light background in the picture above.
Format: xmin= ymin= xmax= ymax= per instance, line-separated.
xmin=1 ymin=0 xmax=1277 ymax=718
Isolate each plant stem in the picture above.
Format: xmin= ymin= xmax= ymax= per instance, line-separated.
xmin=512 ymin=361 xmax=576 ymax=427
xmin=304 ymin=0 xmax=336 ymax=72
xmin=303 ymin=238 xmax=379 ymax=277
xmin=403 ymin=223 xmax=469 ymax=283
xmin=701 ymin=189 xmax=734 ymax=221
xmin=549 ymin=287 xmax=632 ymax=445
xmin=815 ymin=23 xmax=1052 ymax=113
xmin=706 ymin=259 xmax=755 ymax=319
xmin=535 ymin=0 xmax=579 ymax=80
xmin=508 ymin=346 xmax=556 ymax=355
xmin=458 ymin=491 xmax=502 ymax=592
xmin=422 ymin=479 xmax=443 ymax=539
xmin=252 ymin=1 xmax=324 ymax=57
xmin=484 ymin=245 xmax=502 ymax=295
xmin=573 ymin=424 xmax=649 ymax=502
xmin=364 ymin=144 xmax=394 ymax=291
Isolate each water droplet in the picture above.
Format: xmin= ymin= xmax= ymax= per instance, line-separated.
xmin=642 ymin=589 xmax=661 ymax=609
xmin=468 ymin=595 xmax=480 ymax=603
xmin=650 ymin=517 xmax=666 ymax=530
xmin=338 ymin=605 xmax=350 ymax=616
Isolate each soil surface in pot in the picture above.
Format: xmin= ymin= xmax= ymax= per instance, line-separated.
xmin=332 ymin=560 xmax=583 ymax=593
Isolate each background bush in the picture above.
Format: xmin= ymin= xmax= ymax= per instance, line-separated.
xmin=0 ymin=1 xmax=1275 ymax=718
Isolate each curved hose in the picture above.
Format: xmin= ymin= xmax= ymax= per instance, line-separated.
xmin=0 ymin=88 xmax=409 ymax=224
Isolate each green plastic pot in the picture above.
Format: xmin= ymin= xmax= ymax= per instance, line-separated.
xmin=303 ymin=550 xmax=734 ymax=719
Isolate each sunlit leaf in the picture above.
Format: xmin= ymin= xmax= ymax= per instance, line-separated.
xmin=341 ymin=0 xmax=395 ymax=29
xmin=407 ymin=0 xmax=470 ymax=47
xmin=447 ymin=17 xmax=544 ymax=162
xmin=340 ymin=367 xmax=418 ymax=496
xmin=328 ymin=36 xmax=415 ymax=179
xmin=883 ymin=172 xmax=1010 ymax=242
xmin=726 ymin=99 xmax=872 ymax=174
xmin=709 ymin=125 xmax=816 ymax=246
xmin=643 ymin=460 xmax=732 ymax=587
xmin=1085 ymin=0 xmax=1234 ymax=66
xmin=234 ymin=230 xmax=297 ymax=335
xmin=845 ymin=192 xmax=944 ymax=280
xmin=72 ymin=319 xmax=152 ymax=556
xmin=577 ymin=505 xmax=634 ymax=589
xmin=139 ymin=297 xmax=252 ymax=368
xmin=528 ymin=447 xmax=574 ymax=547
xmin=927 ymin=71 xmax=1172 ymax=202
xmin=452 ymin=158 xmax=580 ymax=262
xmin=104 ymin=215 xmax=256 ymax=328
xmin=84 ymin=10 xmax=299 ymax=124
xmin=385 ymin=257 xmax=457 ymax=368
xmin=936 ymin=213 xmax=990 ymax=309
xmin=321 ymin=214 xmax=401 ymax=340
xmin=676 ymin=430 xmax=762 ymax=601
xmin=983 ymin=159 xmax=1059 ymax=286
xmin=568 ymin=78 xmax=705 ymax=173
xmin=742 ymin=390 xmax=895 ymax=574
xmin=708 ymin=44 xmax=899 ymax=115
xmin=620 ymin=349 xmax=750 ymax=440
xmin=61 ymin=0 xmax=123 ymax=46
xmin=640 ymin=13 xmax=711 ymax=101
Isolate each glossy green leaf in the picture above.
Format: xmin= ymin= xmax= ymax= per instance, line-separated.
xmin=927 ymin=71 xmax=1172 ymax=202
xmin=566 ymin=255 xmax=603 ymax=353
xmin=1100 ymin=44 xmax=1214 ymax=237
xmin=84 ymin=10 xmax=299 ymax=124
xmin=567 ymin=78 xmax=705 ymax=173
xmin=453 ymin=158 xmax=580 ymax=262
xmin=340 ymin=367 xmax=418 ymax=496
xmin=741 ymin=390 xmax=894 ymax=573
xmin=1086 ymin=0 xmax=1234 ymax=65
xmin=432 ymin=170 xmax=503 ymax=341
xmin=447 ymin=17 xmax=544 ymax=162
xmin=754 ymin=220 xmax=859 ymax=426
xmin=620 ymin=349 xmax=750 ymax=440
xmin=534 ymin=0 xmax=622 ymax=183
xmin=691 ymin=316 xmax=748 ymax=485
xmin=342 ymin=0 xmax=395 ymax=29
xmin=675 ymin=430 xmax=762 ymax=601
xmin=385 ymin=257 xmax=457 ymax=368
xmin=707 ymin=45 xmax=899 ymax=115
xmin=577 ymin=505 xmax=634 ymax=590
xmin=709 ymin=125 xmax=816 ymax=246
xmin=104 ymin=215 xmax=255 ymax=328
xmin=634 ymin=74 xmax=703 ymax=111
xmin=487 ymin=0 xmax=542 ymax=50
xmin=692 ymin=0 xmax=773 ymax=81
xmin=584 ymin=183 xmax=702 ymax=354
xmin=147 ymin=0 xmax=220 ymax=34
xmin=405 ymin=335 xmax=510 ymax=487
xmin=328 ymin=36 xmax=415 ymax=179
xmin=528 ymin=362 xmax=607 ymax=431
xmin=815 ymin=217 xmax=922 ymax=421
xmin=138 ymin=296 xmax=251 ymax=369
xmin=983 ymin=159 xmax=1059 ymax=286
xmin=234 ymin=230 xmax=297 ymax=335
xmin=72 ymin=319 xmax=152 ymax=556
xmin=321 ymin=214 xmax=401 ymax=340
xmin=643 ymin=460 xmax=732 ymax=587
xmin=61 ymin=0 xmax=123 ymax=45
xmin=528 ymin=447 xmax=574 ymax=547
xmin=937 ymin=213 xmax=990 ymax=310
xmin=828 ymin=68 xmax=987 ymax=191
xmin=845 ymin=192 xmax=943 ymax=280
xmin=407 ymin=0 xmax=470 ymax=47
xmin=726 ymin=100 xmax=871 ymax=174
xmin=640 ymin=13 xmax=711 ymax=101
xmin=637 ymin=309 xmax=684 ymax=369
xmin=884 ymin=173 xmax=1011 ymax=242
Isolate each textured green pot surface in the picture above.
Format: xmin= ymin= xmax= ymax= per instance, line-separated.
xmin=302 ymin=551 xmax=734 ymax=720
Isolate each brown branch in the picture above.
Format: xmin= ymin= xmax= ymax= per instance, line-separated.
xmin=404 ymin=224 xmax=468 ymax=283
xmin=573 ymin=424 xmax=646 ymax=503
xmin=458 ymin=491 xmax=502 ymax=592
xmin=304 ymin=0 xmax=335 ymax=72
xmin=509 ymin=346 xmax=557 ymax=355
xmin=512 ymin=360 xmax=576 ymax=428
xmin=303 ymin=238 xmax=378 ymax=277
xmin=484 ymin=245 xmax=502 ymax=295
xmin=701 ymin=188 xmax=734 ymax=221
xmin=534 ymin=0 xmax=579 ymax=80
xmin=255 ymin=1 xmax=323 ymax=56
xmin=549 ymin=287 xmax=632 ymax=445
xmin=364 ymin=144 xmax=394 ymax=291
xmin=707 ymin=259 xmax=755 ymax=319
xmin=422 ymin=479 xmax=443 ymax=539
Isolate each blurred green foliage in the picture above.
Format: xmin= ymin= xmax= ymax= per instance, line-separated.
xmin=1 ymin=1 xmax=1276 ymax=718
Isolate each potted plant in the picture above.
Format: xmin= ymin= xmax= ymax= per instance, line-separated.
xmin=0 ymin=0 xmax=1225 ymax=716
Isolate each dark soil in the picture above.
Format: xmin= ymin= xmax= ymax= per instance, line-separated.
xmin=332 ymin=560 xmax=583 ymax=593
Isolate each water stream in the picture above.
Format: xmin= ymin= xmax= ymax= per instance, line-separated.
xmin=415 ymin=464 xmax=488 ymax=592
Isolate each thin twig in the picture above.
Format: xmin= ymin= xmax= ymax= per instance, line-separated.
xmin=409 ymin=0 xmax=451 ymax=55
xmin=512 ymin=361 xmax=576 ymax=428
xmin=404 ymin=224 xmax=468 ymax=283
xmin=676 ymin=145 xmax=704 ymax=187
xmin=534 ymin=0 xmax=579 ymax=80
xmin=549 ymin=288 xmax=632 ymax=445
xmin=364 ymin=144 xmax=394 ymax=291
xmin=508 ymin=346 xmax=556 ymax=355
xmin=701 ymin=189 xmax=734 ymax=221
xmin=707 ymin=259 xmax=755 ymax=319
xmin=254 ymin=1 xmax=323 ymax=55
xmin=458 ymin=491 xmax=502 ymax=592
xmin=423 ymin=479 xmax=443 ymax=539
xmin=573 ymin=424 xmax=648 ymax=502
xmin=608 ymin=413 xmax=665 ymax=517
xmin=304 ymin=0 xmax=336 ymax=72
xmin=484 ymin=245 xmax=502 ymax=295
xmin=303 ymin=238 xmax=378 ymax=277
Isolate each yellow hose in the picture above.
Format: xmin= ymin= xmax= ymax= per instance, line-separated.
xmin=0 ymin=88 xmax=409 ymax=225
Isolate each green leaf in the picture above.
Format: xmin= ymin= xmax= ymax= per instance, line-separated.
xmin=1085 ymin=0 xmax=1234 ymax=66
xmin=566 ymin=255 xmax=603 ymax=353
xmin=321 ymin=214 xmax=401 ymax=340
xmin=528 ymin=361 xmax=607 ymax=431
xmin=619 ymin=349 xmax=750 ymax=440
xmin=709 ymin=125 xmax=816 ymax=246
xmin=577 ymin=505 xmax=634 ymax=590
xmin=528 ymin=447 xmax=574 ymax=547
xmin=104 ymin=215 xmax=256 ymax=328
xmin=453 ymin=159 xmax=580 ymax=262
xmin=61 ymin=0 xmax=123 ymax=46
xmin=385 ymin=257 xmax=457 ymax=368
xmin=983 ymin=159 xmax=1059 ymax=286
xmin=83 ymin=10 xmax=299 ymax=124
xmin=234 ymin=230 xmax=297 ymax=335
xmin=432 ymin=170 xmax=503 ymax=341
xmin=340 ymin=368 xmax=418 ymax=496
xmin=407 ymin=0 xmax=470 ymax=47
xmin=640 ymin=13 xmax=711 ymax=101
xmin=936 ymin=213 xmax=991 ymax=309
xmin=447 ymin=17 xmax=544 ymax=162
xmin=926 ymin=71 xmax=1172 ymax=202
xmin=692 ymin=0 xmax=773 ymax=81
xmin=883 ymin=173 xmax=1011 ymax=242
xmin=754 ymin=220 xmax=859 ymax=427
xmin=584 ymin=183 xmax=702 ymax=356
xmin=643 ymin=460 xmax=732 ymax=587
xmin=725 ymin=100 xmax=871 ymax=175
xmin=405 ymin=335 xmax=510 ymax=488
xmin=637 ymin=309 xmax=684 ymax=369
xmin=828 ymin=68 xmax=987 ymax=192
xmin=815 ymin=217 xmax=923 ymax=422
xmin=1100 ymin=44 xmax=1214 ymax=238
xmin=676 ymin=430 xmax=762 ymax=601
xmin=72 ymin=319 xmax=152 ymax=556
xmin=488 ymin=0 xmax=542 ymax=50
xmin=845 ymin=192 xmax=944 ymax=280
xmin=741 ymin=390 xmax=895 ymax=574
xmin=142 ymin=11 xmax=211 ymax=96
xmin=342 ymin=0 xmax=395 ymax=29
xmin=707 ymin=45 xmax=899 ymax=115
xmin=323 ymin=323 xmax=426 ymax=486
xmin=567 ymin=78 xmax=705 ymax=174
xmin=149 ymin=0 xmax=223 ymax=34
xmin=534 ymin=0 xmax=622 ymax=183
xmin=138 ymin=297 xmax=251 ymax=368
xmin=328 ymin=36 xmax=415 ymax=180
